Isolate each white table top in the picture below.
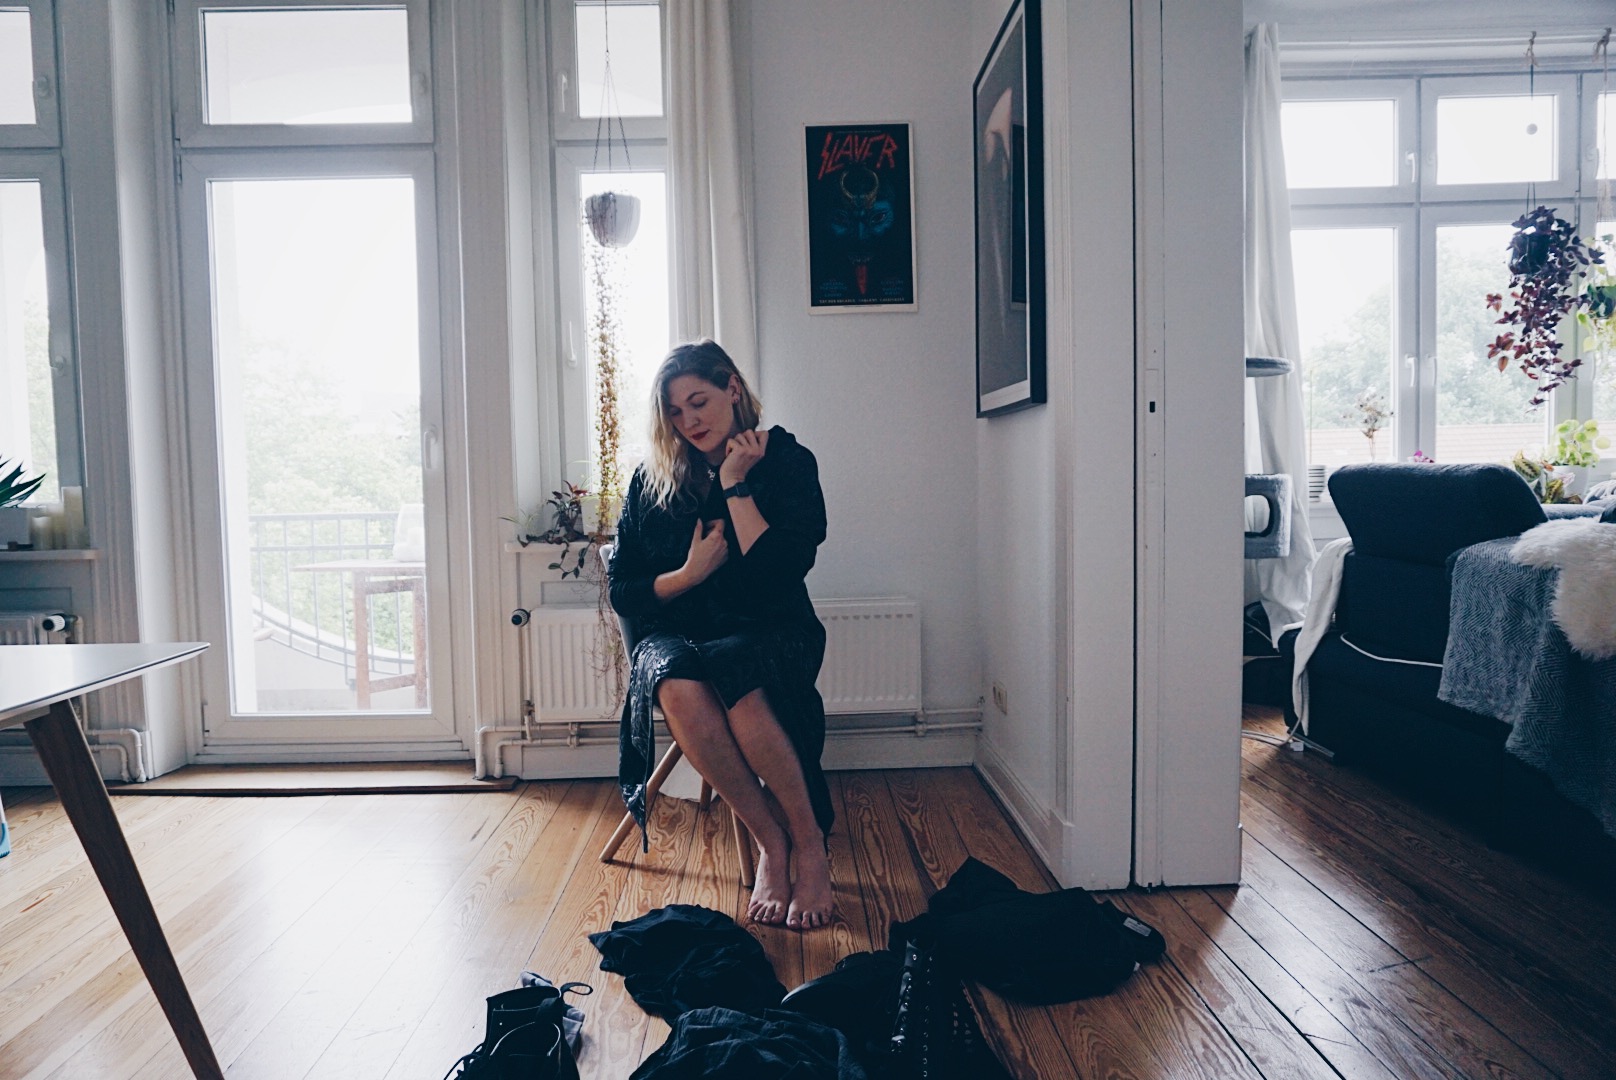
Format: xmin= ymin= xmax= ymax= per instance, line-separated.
xmin=0 ymin=643 xmax=208 ymax=726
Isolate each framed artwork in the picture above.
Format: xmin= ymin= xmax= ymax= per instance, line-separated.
xmin=974 ymin=0 xmax=1045 ymax=417
xmin=804 ymin=122 xmax=917 ymax=312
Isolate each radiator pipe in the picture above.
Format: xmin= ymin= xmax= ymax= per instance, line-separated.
xmin=474 ymin=607 xmax=537 ymax=778
xmin=87 ymin=730 xmax=143 ymax=783
xmin=64 ymin=695 xmax=149 ymax=783
xmin=477 ymin=716 xmax=984 ymax=758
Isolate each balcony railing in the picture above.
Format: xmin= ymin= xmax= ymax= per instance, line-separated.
xmin=247 ymin=512 xmax=417 ymax=682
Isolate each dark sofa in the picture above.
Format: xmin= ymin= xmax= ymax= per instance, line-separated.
xmin=1280 ymin=463 xmax=1616 ymax=882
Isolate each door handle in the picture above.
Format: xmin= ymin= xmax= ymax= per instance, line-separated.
xmin=421 ymin=424 xmax=441 ymax=472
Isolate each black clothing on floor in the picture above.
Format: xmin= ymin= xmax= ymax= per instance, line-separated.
xmin=587 ymin=904 xmax=787 ymax=1020
xmin=629 ymin=1007 xmax=867 ymax=1080
xmin=888 ymin=857 xmax=1162 ymax=1004
xmin=609 ymin=425 xmax=834 ymax=847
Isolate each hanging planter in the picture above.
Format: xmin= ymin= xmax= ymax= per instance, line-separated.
xmin=583 ymin=191 xmax=642 ymax=249
xmin=1485 ymin=206 xmax=1608 ymax=408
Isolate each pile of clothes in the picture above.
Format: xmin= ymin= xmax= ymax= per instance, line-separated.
xmin=588 ymin=857 xmax=1167 ymax=1080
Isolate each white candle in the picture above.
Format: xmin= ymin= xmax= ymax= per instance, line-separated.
xmin=44 ymin=501 xmax=64 ymax=549
xmin=60 ymin=486 xmax=85 ymax=548
xmin=28 ymin=513 xmax=51 ymax=550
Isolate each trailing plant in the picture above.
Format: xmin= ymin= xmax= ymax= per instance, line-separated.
xmin=1485 ymin=207 xmax=1608 ymax=408
xmin=587 ymin=239 xmax=624 ymax=536
xmin=0 ymin=457 xmax=45 ymax=508
xmin=584 ymin=231 xmax=629 ymax=700
xmin=1547 ymin=418 xmax=1610 ymax=468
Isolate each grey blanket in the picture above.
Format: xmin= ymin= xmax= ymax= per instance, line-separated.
xmin=1439 ymin=538 xmax=1616 ymax=838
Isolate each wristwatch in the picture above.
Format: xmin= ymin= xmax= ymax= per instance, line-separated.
xmin=721 ymin=482 xmax=753 ymax=500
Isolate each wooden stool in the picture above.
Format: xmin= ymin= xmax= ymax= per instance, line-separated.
xmin=599 ymin=741 xmax=757 ymax=888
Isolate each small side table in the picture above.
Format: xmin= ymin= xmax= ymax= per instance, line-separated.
xmin=295 ymin=560 xmax=427 ymax=709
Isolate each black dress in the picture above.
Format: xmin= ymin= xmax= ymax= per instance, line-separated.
xmin=609 ymin=425 xmax=835 ymax=847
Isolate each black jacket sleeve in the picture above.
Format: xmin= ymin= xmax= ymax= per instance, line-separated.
xmin=608 ymin=469 xmax=665 ymax=619
xmin=741 ymin=442 xmax=827 ymax=592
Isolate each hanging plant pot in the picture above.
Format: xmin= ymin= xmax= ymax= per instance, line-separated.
xmin=1508 ymin=226 xmax=1553 ymax=277
xmin=583 ymin=191 xmax=641 ymax=248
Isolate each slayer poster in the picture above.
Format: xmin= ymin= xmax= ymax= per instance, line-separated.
xmin=804 ymin=123 xmax=917 ymax=312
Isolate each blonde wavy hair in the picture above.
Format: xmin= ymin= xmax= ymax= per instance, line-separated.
xmin=644 ymin=340 xmax=762 ymax=510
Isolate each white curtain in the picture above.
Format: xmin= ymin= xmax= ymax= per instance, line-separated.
xmin=668 ymin=0 xmax=760 ymax=388
xmin=1244 ymin=24 xmax=1316 ymax=638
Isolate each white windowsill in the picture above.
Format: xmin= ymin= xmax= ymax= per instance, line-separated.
xmin=0 ymin=548 xmax=100 ymax=562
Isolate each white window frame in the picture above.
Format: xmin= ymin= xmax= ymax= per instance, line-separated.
xmin=1282 ymin=78 xmax=1416 ymax=207
xmin=1288 ymin=68 xmax=1610 ymax=476
xmin=1289 ymin=205 xmax=1418 ymax=463
xmin=548 ymin=0 xmax=667 ymax=145
xmin=167 ymin=0 xmax=462 ymax=750
xmin=1418 ymin=73 xmax=1579 ymax=204
xmin=175 ymin=147 xmax=457 ymax=746
xmin=0 ymin=0 xmax=61 ymax=149
xmin=0 ymin=157 xmax=79 ymax=498
xmin=170 ymin=0 xmax=434 ymax=149
xmin=1417 ymin=200 xmax=1555 ymax=461
xmin=545 ymin=0 xmax=671 ymax=493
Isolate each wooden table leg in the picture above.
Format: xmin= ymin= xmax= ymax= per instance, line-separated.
xmin=25 ymin=701 xmax=224 ymax=1080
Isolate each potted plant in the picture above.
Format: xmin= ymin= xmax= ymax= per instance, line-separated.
xmin=506 ymin=482 xmax=596 ymax=577
xmin=1486 ymin=207 xmax=1608 ymax=408
xmin=1576 ymin=231 xmax=1616 ymax=359
xmin=0 ymin=458 xmax=45 ymax=549
xmin=1544 ymin=418 xmax=1610 ymax=500
xmin=1346 ymin=388 xmax=1392 ymax=460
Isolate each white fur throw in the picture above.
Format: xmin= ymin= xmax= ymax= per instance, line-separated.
xmin=1511 ymin=520 xmax=1616 ymax=660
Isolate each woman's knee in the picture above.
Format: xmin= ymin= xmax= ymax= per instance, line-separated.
xmin=726 ymin=688 xmax=778 ymax=729
xmin=657 ymin=678 xmax=723 ymax=724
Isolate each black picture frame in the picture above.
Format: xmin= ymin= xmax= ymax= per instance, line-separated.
xmin=974 ymin=0 xmax=1045 ymax=417
xmin=804 ymin=122 xmax=918 ymax=312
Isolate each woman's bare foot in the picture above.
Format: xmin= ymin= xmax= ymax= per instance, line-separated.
xmin=748 ymin=843 xmax=791 ymax=925
xmin=786 ymin=844 xmax=833 ymax=930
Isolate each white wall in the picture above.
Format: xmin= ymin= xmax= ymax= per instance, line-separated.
xmin=746 ymin=0 xmax=983 ymax=717
xmin=968 ymin=0 xmax=1141 ymax=889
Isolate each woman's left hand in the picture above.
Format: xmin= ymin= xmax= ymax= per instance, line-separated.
xmin=718 ymin=429 xmax=768 ymax=488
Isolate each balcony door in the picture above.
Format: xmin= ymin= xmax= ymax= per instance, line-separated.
xmin=179 ymin=152 xmax=456 ymax=751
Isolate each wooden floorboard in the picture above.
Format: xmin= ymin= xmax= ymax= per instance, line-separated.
xmin=4 ymin=724 xmax=1615 ymax=1079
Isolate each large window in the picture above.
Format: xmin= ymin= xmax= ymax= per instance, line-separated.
xmin=172 ymin=0 xmax=456 ymax=741
xmin=549 ymin=0 xmax=670 ymax=488
xmin=0 ymin=1 xmax=77 ymax=508
xmin=1285 ymin=71 xmax=1612 ymax=473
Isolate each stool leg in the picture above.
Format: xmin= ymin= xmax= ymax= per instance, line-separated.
xmin=733 ymin=810 xmax=755 ymax=889
xmin=698 ymin=779 xmax=713 ymax=811
xmin=600 ymin=742 xmax=685 ymax=863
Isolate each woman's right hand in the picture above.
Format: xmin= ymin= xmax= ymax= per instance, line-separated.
xmin=682 ymin=518 xmax=729 ymax=585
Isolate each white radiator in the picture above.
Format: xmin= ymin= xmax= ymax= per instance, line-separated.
xmin=526 ymin=597 xmax=922 ymax=722
xmin=0 ymin=611 xmax=69 ymax=646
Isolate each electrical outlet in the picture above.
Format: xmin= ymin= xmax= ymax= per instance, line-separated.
xmin=991 ymin=681 xmax=1008 ymax=715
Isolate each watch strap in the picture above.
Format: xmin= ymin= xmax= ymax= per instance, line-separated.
xmin=722 ymin=482 xmax=753 ymax=500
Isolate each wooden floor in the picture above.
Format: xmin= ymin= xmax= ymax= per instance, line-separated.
xmin=2 ymin=717 xmax=1614 ymax=1079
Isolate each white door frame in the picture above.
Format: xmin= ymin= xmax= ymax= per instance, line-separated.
xmin=175 ymin=147 xmax=464 ymax=755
